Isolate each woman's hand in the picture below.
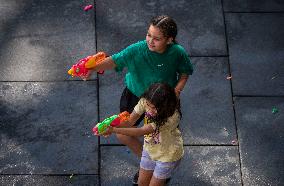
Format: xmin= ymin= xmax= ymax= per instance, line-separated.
xmin=174 ymin=88 xmax=182 ymax=98
xmin=81 ymin=70 xmax=94 ymax=81
xmin=175 ymin=74 xmax=188 ymax=97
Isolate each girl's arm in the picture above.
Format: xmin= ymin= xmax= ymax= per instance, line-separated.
xmin=175 ymin=74 xmax=189 ymax=96
xmin=111 ymin=124 xmax=155 ymax=137
xmin=94 ymin=57 xmax=117 ymax=71
xmin=100 ymin=111 xmax=144 ymax=137
xmin=118 ymin=111 xmax=143 ymax=127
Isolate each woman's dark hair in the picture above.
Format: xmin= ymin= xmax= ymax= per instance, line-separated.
xmin=141 ymin=83 xmax=181 ymax=129
xmin=150 ymin=15 xmax=178 ymax=43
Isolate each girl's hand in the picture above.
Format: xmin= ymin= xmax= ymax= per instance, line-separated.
xmin=101 ymin=126 xmax=114 ymax=137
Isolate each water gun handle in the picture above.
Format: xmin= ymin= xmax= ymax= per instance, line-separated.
xmin=92 ymin=111 xmax=130 ymax=135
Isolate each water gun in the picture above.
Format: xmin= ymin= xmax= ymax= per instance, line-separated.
xmin=93 ymin=111 xmax=130 ymax=135
xmin=68 ymin=52 xmax=107 ymax=77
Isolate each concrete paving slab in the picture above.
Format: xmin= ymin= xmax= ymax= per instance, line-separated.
xmin=159 ymin=0 xmax=227 ymax=56
xmin=0 ymin=82 xmax=98 ymax=174
xmin=0 ymin=0 xmax=32 ymax=31
xmin=0 ymin=0 xmax=31 ymax=36
xmin=0 ymin=0 xmax=94 ymax=37
xmin=171 ymin=146 xmax=241 ymax=186
xmin=0 ymin=0 xmax=96 ymax=82
xmin=96 ymin=0 xmax=155 ymax=54
xmin=0 ymin=33 xmax=96 ymax=81
xmin=100 ymin=146 xmax=241 ymax=185
xmin=223 ymin=0 xmax=284 ymax=12
xmin=181 ymin=57 xmax=236 ymax=145
xmin=100 ymin=146 xmax=140 ymax=186
xmin=226 ymin=13 xmax=284 ymax=96
xmin=235 ymin=97 xmax=284 ymax=186
xmin=96 ymin=0 xmax=227 ymax=56
xmin=0 ymin=175 xmax=99 ymax=186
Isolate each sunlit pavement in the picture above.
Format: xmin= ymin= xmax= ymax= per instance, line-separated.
xmin=1 ymin=0 xmax=283 ymax=185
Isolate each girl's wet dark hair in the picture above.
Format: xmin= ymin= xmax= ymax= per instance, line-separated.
xmin=150 ymin=15 xmax=178 ymax=43
xmin=141 ymin=83 xmax=181 ymax=129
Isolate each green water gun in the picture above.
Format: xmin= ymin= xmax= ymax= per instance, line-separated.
xmin=92 ymin=111 xmax=130 ymax=135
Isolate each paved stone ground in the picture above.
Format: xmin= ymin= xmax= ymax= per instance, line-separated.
xmin=0 ymin=0 xmax=283 ymax=185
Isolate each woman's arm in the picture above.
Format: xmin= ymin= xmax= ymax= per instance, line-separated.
xmin=175 ymin=74 xmax=189 ymax=96
xmin=94 ymin=57 xmax=117 ymax=71
xmin=82 ymin=57 xmax=117 ymax=80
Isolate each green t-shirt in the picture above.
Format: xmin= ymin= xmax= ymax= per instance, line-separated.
xmin=134 ymin=98 xmax=184 ymax=162
xmin=111 ymin=40 xmax=193 ymax=97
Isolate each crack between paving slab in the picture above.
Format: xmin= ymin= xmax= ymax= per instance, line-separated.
xmin=0 ymin=174 xmax=99 ymax=176
xmin=93 ymin=0 xmax=102 ymax=185
xmin=190 ymin=55 xmax=229 ymax=57
xmin=0 ymin=80 xmax=98 ymax=83
xmin=235 ymin=95 xmax=284 ymax=98
xmin=222 ymin=0 xmax=244 ymax=185
xmin=224 ymin=11 xmax=284 ymax=14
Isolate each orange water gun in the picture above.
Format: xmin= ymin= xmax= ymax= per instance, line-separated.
xmin=93 ymin=111 xmax=130 ymax=135
xmin=68 ymin=52 xmax=106 ymax=77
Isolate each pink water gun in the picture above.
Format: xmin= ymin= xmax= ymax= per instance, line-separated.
xmin=93 ymin=111 xmax=130 ymax=135
xmin=68 ymin=52 xmax=106 ymax=77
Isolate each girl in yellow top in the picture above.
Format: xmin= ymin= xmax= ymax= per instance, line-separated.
xmin=101 ymin=83 xmax=183 ymax=186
